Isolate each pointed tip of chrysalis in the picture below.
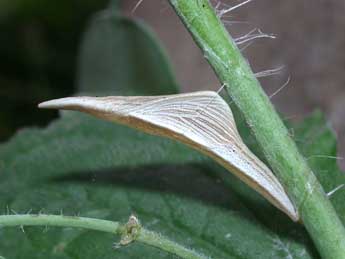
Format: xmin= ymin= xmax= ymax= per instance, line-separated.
xmin=38 ymin=97 xmax=95 ymax=110
xmin=38 ymin=98 xmax=72 ymax=109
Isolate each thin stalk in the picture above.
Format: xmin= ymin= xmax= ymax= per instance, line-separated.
xmin=168 ymin=0 xmax=345 ymax=258
xmin=0 ymin=214 xmax=208 ymax=259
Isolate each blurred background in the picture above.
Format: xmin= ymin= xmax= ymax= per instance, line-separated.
xmin=0 ymin=0 xmax=344 ymax=168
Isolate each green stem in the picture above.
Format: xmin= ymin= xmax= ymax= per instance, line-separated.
xmin=0 ymin=214 xmax=208 ymax=259
xmin=168 ymin=0 xmax=345 ymax=258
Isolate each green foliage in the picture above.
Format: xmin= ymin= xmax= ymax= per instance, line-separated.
xmin=1 ymin=7 xmax=344 ymax=259
xmin=78 ymin=10 xmax=178 ymax=95
xmin=0 ymin=0 xmax=112 ymax=140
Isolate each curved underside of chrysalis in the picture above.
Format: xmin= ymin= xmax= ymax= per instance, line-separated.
xmin=39 ymin=91 xmax=299 ymax=221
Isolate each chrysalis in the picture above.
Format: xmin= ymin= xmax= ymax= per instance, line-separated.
xmin=39 ymin=91 xmax=299 ymax=221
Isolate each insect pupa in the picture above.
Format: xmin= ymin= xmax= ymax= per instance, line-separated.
xmin=39 ymin=91 xmax=299 ymax=221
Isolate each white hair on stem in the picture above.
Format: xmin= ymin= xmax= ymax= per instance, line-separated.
xmin=216 ymin=0 xmax=255 ymax=18
xmin=132 ymin=0 xmax=145 ymax=13
xmin=269 ymin=76 xmax=291 ymax=99
xmin=306 ymin=155 xmax=344 ymax=161
xmin=214 ymin=1 xmax=222 ymax=10
xmin=222 ymin=20 xmax=251 ymax=26
xmin=235 ymin=28 xmax=276 ymax=45
xmin=255 ymin=66 xmax=285 ymax=78
xmin=214 ymin=1 xmax=230 ymax=15
xmin=327 ymin=184 xmax=345 ymax=197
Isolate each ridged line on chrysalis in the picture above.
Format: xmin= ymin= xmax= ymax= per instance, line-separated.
xmin=39 ymin=91 xmax=299 ymax=221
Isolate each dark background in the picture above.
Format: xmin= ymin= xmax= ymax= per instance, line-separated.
xmin=1 ymin=0 xmax=344 ymax=168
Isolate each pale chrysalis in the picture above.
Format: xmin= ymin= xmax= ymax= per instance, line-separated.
xmin=39 ymin=91 xmax=299 ymax=221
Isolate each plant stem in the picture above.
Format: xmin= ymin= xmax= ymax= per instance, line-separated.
xmin=0 ymin=214 xmax=208 ymax=259
xmin=138 ymin=229 xmax=209 ymax=259
xmin=0 ymin=214 xmax=120 ymax=233
xmin=168 ymin=0 xmax=345 ymax=258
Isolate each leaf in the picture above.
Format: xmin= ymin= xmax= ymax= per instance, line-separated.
xmin=293 ymin=111 xmax=345 ymax=223
xmin=0 ymin=0 xmax=112 ymax=141
xmin=77 ymin=9 xmax=178 ymax=95
xmin=0 ymin=110 xmax=328 ymax=259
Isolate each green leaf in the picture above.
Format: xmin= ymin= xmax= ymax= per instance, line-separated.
xmin=77 ymin=10 xmax=179 ymax=95
xmin=1 ymin=110 xmax=333 ymax=259
xmin=0 ymin=0 xmax=112 ymax=141
xmin=293 ymin=111 xmax=345 ymax=223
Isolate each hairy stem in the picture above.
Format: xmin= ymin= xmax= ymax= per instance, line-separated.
xmin=168 ymin=0 xmax=345 ymax=258
xmin=0 ymin=214 xmax=208 ymax=259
